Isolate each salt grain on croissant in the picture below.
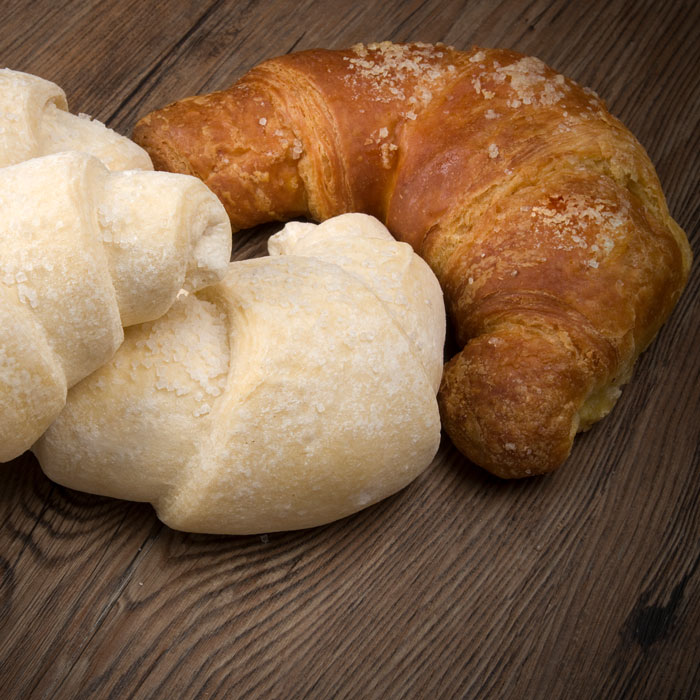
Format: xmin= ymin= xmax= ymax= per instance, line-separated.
xmin=133 ymin=41 xmax=692 ymax=478
xmin=34 ymin=214 xmax=445 ymax=534
xmin=0 ymin=151 xmax=232 ymax=462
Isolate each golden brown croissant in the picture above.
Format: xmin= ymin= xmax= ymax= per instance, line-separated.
xmin=133 ymin=41 xmax=692 ymax=478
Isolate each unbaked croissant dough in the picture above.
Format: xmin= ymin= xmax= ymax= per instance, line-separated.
xmin=0 ymin=68 xmax=152 ymax=170
xmin=0 ymin=151 xmax=232 ymax=462
xmin=34 ymin=213 xmax=445 ymax=534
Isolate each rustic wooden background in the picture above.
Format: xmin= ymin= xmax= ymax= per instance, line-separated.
xmin=1 ymin=0 xmax=698 ymax=697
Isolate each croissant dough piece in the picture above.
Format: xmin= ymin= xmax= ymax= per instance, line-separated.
xmin=0 ymin=68 xmax=152 ymax=170
xmin=34 ymin=213 xmax=445 ymax=534
xmin=133 ymin=42 xmax=692 ymax=478
xmin=0 ymin=151 xmax=232 ymax=462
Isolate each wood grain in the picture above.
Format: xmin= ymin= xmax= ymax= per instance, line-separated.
xmin=1 ymin=0 xmax=698 ymax=698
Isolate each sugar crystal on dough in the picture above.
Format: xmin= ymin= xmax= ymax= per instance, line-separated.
xmin=343 ymin=42 xmax=454 ymax=109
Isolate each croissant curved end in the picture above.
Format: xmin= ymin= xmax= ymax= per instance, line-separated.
xmin=439 ymin=322 xmax=618 ymax=478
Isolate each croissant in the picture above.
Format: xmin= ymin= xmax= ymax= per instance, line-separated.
xmin=0 ymin=151 xmax=232 ymax=462
xmin=0 ymin=68 xmax=152 ymax=170
xmin=34 ymin=213 xmax=445 ymax=534
xmin=133 ymin=41 xmax=692 ymax=478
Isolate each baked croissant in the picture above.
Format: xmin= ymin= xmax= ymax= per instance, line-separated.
xmin=0 ymin=68 xmax=152 ymax=170
xmin=0 ymin=151 xmax=232 ymax=462
xmin=34 ymin=213 xmax=445 ymax=534
xmin=133 ymin=41 xmax=692 ymax=478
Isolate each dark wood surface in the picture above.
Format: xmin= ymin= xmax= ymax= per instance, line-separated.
xmin=1 ymin=1 xmax=698 ymax=697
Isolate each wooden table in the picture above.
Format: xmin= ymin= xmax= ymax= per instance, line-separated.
xmin=1 ymin=1 xmax=698 ymax=697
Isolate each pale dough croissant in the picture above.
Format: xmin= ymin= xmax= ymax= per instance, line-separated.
xmin=34 ymin=213 xmax=445 ymax=534
xmin=0 ymin=68 xmax=152 ymax=170
xmin=133 ymin=41 xmax=693 ymax=478
xmin=0 ymin=151 xmax=232 ymax=462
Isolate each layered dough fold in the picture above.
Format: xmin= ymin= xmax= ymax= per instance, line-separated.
xmin=35 ymin=214 xmax=446 ymax=534
xmin=0 ymin=68 xmax=152 ymax=170
xmin=0 ymin=151 xmax=231 ymax=461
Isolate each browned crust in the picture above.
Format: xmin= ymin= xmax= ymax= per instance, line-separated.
xmin=133 ymin=41 xmax=692 ymax=477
